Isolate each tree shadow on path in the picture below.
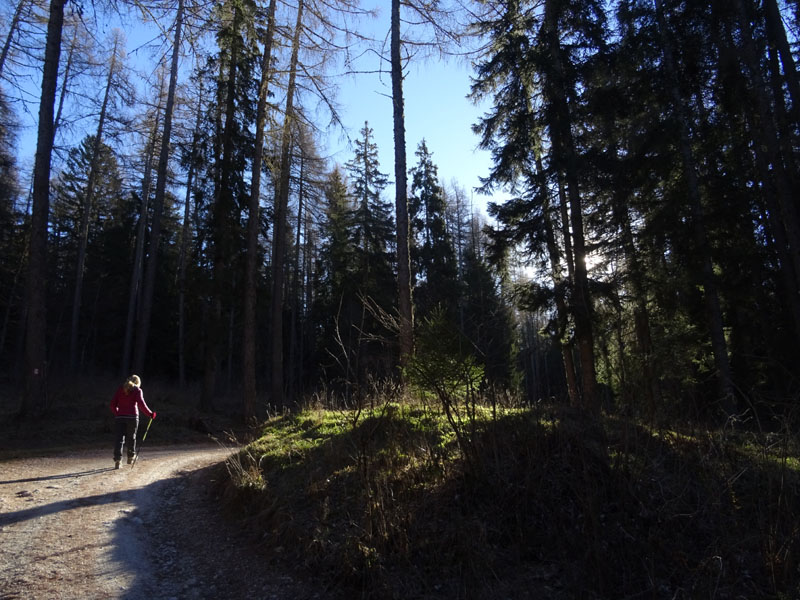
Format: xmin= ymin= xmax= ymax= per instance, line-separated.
xmin=0 ymin=466 xmax=116 ymax=485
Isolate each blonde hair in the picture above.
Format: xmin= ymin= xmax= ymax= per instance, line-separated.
xmin=124 ymin=374 xmax=141 ymax=392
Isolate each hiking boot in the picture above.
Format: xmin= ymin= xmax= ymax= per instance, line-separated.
xmin=127 ymin=456 xmax=133 ymax=464
xmin=114 ymin=460 xmax=121 ymax=469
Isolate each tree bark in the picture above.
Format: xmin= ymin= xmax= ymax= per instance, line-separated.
xmin=177 ymin=92 xmax=203 ymax=389
xmin=121 ymin=104 xmax=161 ymax=377
xmin=392 ymin=0 xmax=414 ymax=368
xmin=732 ymin=0 xmax=800 ymax=280
xmin=270 ymin=0 xmax=304 ymax=409
xmin=243 ymin=0 xmax=277 ymax=421
xmin=534 ymin=155 xmax=579 ymax=405
xmin=655 ymin=0 xmax=735 ymax=416
xmin=133 ymin=0 xmax=184 ymax=374
xmin=288 ymin=149 xmax=304 ymax=401
xmin=0 ymin=0 xmax=26 ymax=79
xmin=69 ymin=39 xmax=118 ymax=371
xmin=202 ymin=0 xmax=242 ymax=410
xmin=764 ymin=0 xmax=800 ymax=129
xmin=542 ymin=0 xmax=598 ymax=412
xmin=22 ymin=0 xmax=66 ymax=416
xmin=53 ymin=25 xmax=77 ymax=146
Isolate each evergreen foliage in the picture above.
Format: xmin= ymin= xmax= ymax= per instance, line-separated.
xmin=1 ymin=0 xmax=798 ymax=430
xmin=409 ymin=139 xmax=459 ymax=321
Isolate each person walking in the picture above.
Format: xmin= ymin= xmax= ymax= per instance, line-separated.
xmin=110 ymin=375 xmax=156 ymax=469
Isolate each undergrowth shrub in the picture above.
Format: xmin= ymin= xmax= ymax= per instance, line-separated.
xmin=406 ymin=309 xmax=485 ymax=473
xmin=219 ymin=398 xmax=800 ymax=599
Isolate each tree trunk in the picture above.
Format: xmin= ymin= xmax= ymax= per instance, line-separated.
xmin=288 ymin=150 xmax=304 ymax=402
xmin=121 ymin=95 xmax=162 ymax=377
xmin=542 ymin=0 xmax=598 ymax=412
xmin=133 ymin=0 xmax=184 ymax=374
xmin=0 ymin=0 xmax=26 ymax=78
xmin=534 ymin=155 xmax=580 ymax=405
xmin=52 ymin=24 xmax=76 ymax=138
xmin=69 ymin=40 xmax=117 ymax=371
xmin=22 ymin=0 xmax=66 ymax=417
xmin=177 ymin=92 xmax=203 ymax=389
xmin=270 ymin=0 xmax=303 ymax=409
xmin=202 ymin=0 xmax=242 ymax=410
xmin=764 ymin=0 xmax=800 ymax=129
xmin=391 ymin=0 xmax=414 ymax=368
xmin=243 ymin=0 xmax=277 ymax=421
xmin=655 ymin=0 xmax=735 ymax=417
xmin=732 ymin=0 xmax=800 ymax=278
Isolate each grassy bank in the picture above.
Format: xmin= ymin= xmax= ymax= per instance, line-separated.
xmin=220 ymin=401 xmax=800 ymax=599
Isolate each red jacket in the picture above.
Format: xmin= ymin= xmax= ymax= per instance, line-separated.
xmin=110 ymin=386 xmax=155 ymax=419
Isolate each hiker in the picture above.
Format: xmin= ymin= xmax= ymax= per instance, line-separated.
xmin=110 ymin=375 xmax=156 ymax=469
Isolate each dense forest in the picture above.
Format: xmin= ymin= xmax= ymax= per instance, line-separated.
xmin=1 ymin=0 xmax=799 ymax=429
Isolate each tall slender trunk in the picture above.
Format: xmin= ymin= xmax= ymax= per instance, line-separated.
xmin=605 ymin=123 xmax=660 ymax=413
xmin=0 ymin=0 xmax=26 ymax=78
xmin=453 ymin=186 xmax=466 ymax=332
xmin=542 ymin=0 xmax=598 ymax=411
xmin=748 ymin=111 xmax=800 ymax=337
xmin=202 ymin=0 xmax=241 ymax=410
xmin=270 ymin=0 xmax=303 ymax=409
xmin=177 ymin=93 xmax=203 ymax=389
xmin=392 ymin=0 xmax=413 ymax=368
xmin=655 ymin=0 xmax=735 ymax=416
xmin=732 ymin=0 xmax=800 ymax=277
xmin=544 ymin=201 xmax=580 ymax=405
xmin=243 ymin=0 xmax=277 ymax=421
xmin=766 ymin=40 xmax=800 ymax=190
xmin=764 ymin=0 xmax=800 ymax=129
xmin=133 ymin=0 xmax=184 ymax=374
xmin=288 ymin=151 xmax=304 ymax=401
xmin=69 ymin=41 xmax=117 ymax=371
xmin=534 ymin=155 xmax=579 ymax=405
xmin=714 ymin=13 xmax=800 ymax=342
xmin=121 ymin=100 xmax=162 ymax=377
xmin=619 ymin=201 xmax=659 ymax=412
xmin=52 ymin=24 xmax=76 ymax=138
xmin=22 ymin=0 xmax=66 ymax=417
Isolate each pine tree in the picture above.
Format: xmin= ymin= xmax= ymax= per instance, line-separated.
xmin=199 ymin=0 xmax=260 ymax=407
xmin=470 ymin=0 xmax=605 ymax=410
xmin=409 ymin=139 xmax=459 ymax=321
xmin=0 ymin=90 xmax=22 ymax=373
xmin=22 ymin=0 xmax=66 ymax=416
xmin=344 ymin=122 xmax=396 ymax=386
xmin=134 ymin=0 xmax=187 ymax=375
xmin=314 ymin=166 xmax=359 ymax=391
xmin=51 ymin=135 xmax=127 ymax=371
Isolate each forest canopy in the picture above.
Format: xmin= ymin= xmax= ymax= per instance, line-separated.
xmin=1 ymin=0 xmax=799 ymax=428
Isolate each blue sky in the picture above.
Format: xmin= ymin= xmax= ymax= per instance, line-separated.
xmin=319 ymin=2 xmax=507 ymax=218
xmin=10 ymin=3 xmax=504 ymax=218
xmin=328 ymin=55 xmax=498 ymax=216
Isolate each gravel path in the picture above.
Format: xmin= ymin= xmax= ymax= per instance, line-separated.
xmin=0 ymin=445 xmax=315 ymax=599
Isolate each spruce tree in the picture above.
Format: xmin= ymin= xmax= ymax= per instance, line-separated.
xmin=409 ymin=139 xmax=459 ymax=321
xmin=344 ymin=121 xmax=396 ymax=385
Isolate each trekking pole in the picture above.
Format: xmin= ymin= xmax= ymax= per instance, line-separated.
xmin=130 ymin=417 xmax=153 ymax=469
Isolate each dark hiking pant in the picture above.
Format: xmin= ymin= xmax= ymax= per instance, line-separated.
xmin=113 ymin=417 xmax=139 ymax=462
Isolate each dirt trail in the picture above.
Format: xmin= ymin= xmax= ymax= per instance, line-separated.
xmin=0 ymin=445 xmax=313 ymax=600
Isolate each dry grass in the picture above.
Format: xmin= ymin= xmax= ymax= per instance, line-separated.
xmin=220 ymin=399 xmax=800 ymax=599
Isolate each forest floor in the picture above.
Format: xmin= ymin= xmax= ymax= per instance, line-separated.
xmin=2 ymin=378 xmax=800 ymax=599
